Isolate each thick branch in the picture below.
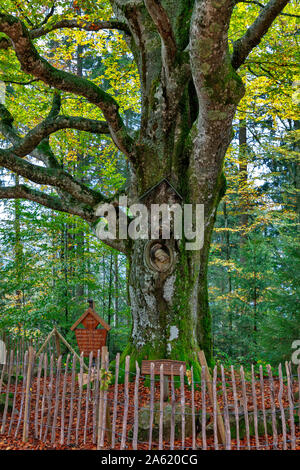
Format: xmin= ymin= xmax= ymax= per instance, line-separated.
xmin=232 ymin=0 xmax=291 ymax=70
xmin=10 ymin=115 xmax=110 ymax=158
xmin=0 ymin=184 xmax=96 ymax=221
xmin=0 ymin=13 xmax=135 ymax=159
xmin=0 ymin=183 xmax=128 ymax=253
xmin=0 ymin=102 xmax=61 ymax=168
xmin=0 ymin=148 xmax=108 ymax=206
xmin=190 ymin=0 xmax=234 ymax=77
xmin=31 ymin=18 xmax=131 ymax=38
xmin=0 ymin=98 xmax=113 ymax=211
xmin=0 ymin=18 xmax=130 ymax=50
xmin=144 ymin=0 xmax=177 ymax=68
xmin=237 ymin=1 xmax=299 ymax=18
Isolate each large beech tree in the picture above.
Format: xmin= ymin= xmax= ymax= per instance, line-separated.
xmin=0 ymin=0 xmax=291 ymax=371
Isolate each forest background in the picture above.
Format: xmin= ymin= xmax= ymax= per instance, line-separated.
xmin=0 ymin=0 xmax=299 ymax=369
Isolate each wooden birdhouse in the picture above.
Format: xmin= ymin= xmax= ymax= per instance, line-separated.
xmin=71 ymin=300 xmax=111 ymax=357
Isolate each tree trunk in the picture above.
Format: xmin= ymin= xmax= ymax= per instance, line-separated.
xmin=92 ymin=1 xmax=244 ymax=371
xmin=125 ymin=238 xmax=212 ymax=377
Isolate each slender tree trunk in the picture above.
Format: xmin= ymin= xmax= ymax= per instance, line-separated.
xmin=239 ymin=120 xmax=248 ymax=237
xmin=223 ymin=202 xmax=233 ymax=351
xmin=114 ymin=253 xmax=119 ymax=328
xmin=292 ymin=120 xmax=300 ymax=229
xmin=14 ymin=174 xmax=23 ymax=313
xmin=75 ymin=41 xmax=86 ymax=301
xmin=108 ymin=254 xmax=113 ymax=319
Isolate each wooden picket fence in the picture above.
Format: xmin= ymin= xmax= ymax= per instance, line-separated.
xmin=0 ymin=346 xmax=299 ymax=450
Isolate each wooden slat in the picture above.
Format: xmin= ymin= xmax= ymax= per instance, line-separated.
xmin=34 ymin=353 xmax=43 ymax=439
xmin=67 ymin=354 xmax=76 ymax=445
xmin=141 ymin=359 xmax=186 ymax=376
xmin=51 ymin=355 xmax=62 ymax=443
xmin=240 ymin=366 xmax=250 ymax=450
xmin=120 ymin=355 xmax=130 ymax=450
xmin=170 ymin=365 xmax=175 ymax=450
xmin=92 ymin=349 xmax=101 ymax=444
xmin=251 ymin=365 xmax=259 ymax=450
xmin=97 ymin=348 xmax=105 ymax=450
xmin=191 ymin=366 xmax=196 ymax=450
xmin=132 ymin=361 xmax=140 ymax=450
xmin=198 ymin=351 xmax=226 ymax=446
xmin=148 ymin=362 xmax=155 ymax=450
xmin=75 ymin=352 xmax=84 ymax=445
xmin=100 ymin=348 xmax=109 ymax=448
xmin=298 ymin=364 xmax=300 ymax=425
xmin=285 ymin=361 xmax=296 ymax=450
xmin=221 ymin=364 xmax=231 ymax=450
xmin=159 ymin=364 xmax=164 ymax=450
xmin=278 ymin=364 xmax=287 ymax=449
xmin=259 ymin=365 xmax=269 ymax=449
xmin=43 ymin=353 xmax=54 ymax=442
xmin=15 ymin=351 xmax=28 ymax=438
xmin=266 ymin=364 xmax=278 ymax=449
xmin=212 ymin=366 xmax=218 ymax=450
xmin=39 ymin=353 xmax=48 ymax=440
xmin=8 ymin=351 xmax=20 ymax=436
xmin=0 ymin=351 xmax=7 ymax=399
xmin=201 ymin=365 xmax=207 ymax=450
xmin=23 ymin=347 xmax=34 ymax=442
xmin=84 ymin=351 xmax=93 ymax=444
xmin=231 ymin=365 xmax=240 ymax=450
xmin=1 ymin=350 xmax=14 ymax=433
xmin=60 ymin=354 xmax=70 ymax=445
xmin=180 ymin=364 xmax=185 ymax=450
xmin=111 ymin=352 xmax=120 ymax=448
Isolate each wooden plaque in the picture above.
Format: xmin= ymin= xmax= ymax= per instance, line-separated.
xmin=75 ymin=329 xmax=107 ymax=357
xmin=141 ymin=359 xmax=186 ymax=376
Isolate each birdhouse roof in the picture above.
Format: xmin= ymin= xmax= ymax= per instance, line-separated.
xmin=139 ymin=178 xmax=183 ymax=201
xmin=70 ymin=308 xmax=111 ymax=331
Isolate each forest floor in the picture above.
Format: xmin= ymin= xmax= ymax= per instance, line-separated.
xmin=0 ymin=371 xmax=299 ymax=450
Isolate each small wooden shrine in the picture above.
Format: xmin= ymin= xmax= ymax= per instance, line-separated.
xmin=71 ymin=300 xmax=111 ymax=357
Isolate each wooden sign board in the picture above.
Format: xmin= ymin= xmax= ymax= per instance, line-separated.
xmin=141 ymin=359 xmax=186 ymax=376
xmin=71 ymin=302 xmax=111 ymax=358
xmin=75 ymin=329 xmax=107 ymax=357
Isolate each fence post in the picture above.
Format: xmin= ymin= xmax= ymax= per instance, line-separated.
xmin=22 ymin=346 xmax=34 ymax=442
xmin=197 ymin=350 xmax=226 ymax=447
xmin=97 ymin=346 xmax=108 ymax=449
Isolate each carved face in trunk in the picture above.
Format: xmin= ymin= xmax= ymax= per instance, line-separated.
xmin=145 ymin=241 xmax=173 ymax=272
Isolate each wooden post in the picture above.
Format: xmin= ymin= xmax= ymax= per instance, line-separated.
xmin=22 ymin=346 xmax=34 ymax=442
xmin=36 ymin=328 xmax=55 ymax=357
xmin=97 ymin=346 xmax=107 ymax=449
xmin=163 ymin=376 xmax=169 ymax=401
xmin=240 ymin=366 xmax=250 ymax=450
xmin=132 ymin=361 xmax=140 ymax=450
xmin=285 ymin=361 xmax=296 ymax=450
xmin=148 ymin=362 xmax=155 ymax=450
xmin=197 ymin=350 xmax=226 ymax=447
xmin=231 ymin=365 xmax=240 ymax=450
xmin=37 ymin=327 xmax=88 ymax=371
xmin=111 ymin=352 xmax=120 ymax=449
xmin=54 ymin=330 xmax=61 ymax=358
xmin=159 ymin=364 xmax=164 ymax=450
xmin=120 ymin=355 xmax=130 ymax=450
xmin=201 ymin=365 xmax=207 ymax=450
xmin=101 ymin=348 xmax=111 ymax=447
